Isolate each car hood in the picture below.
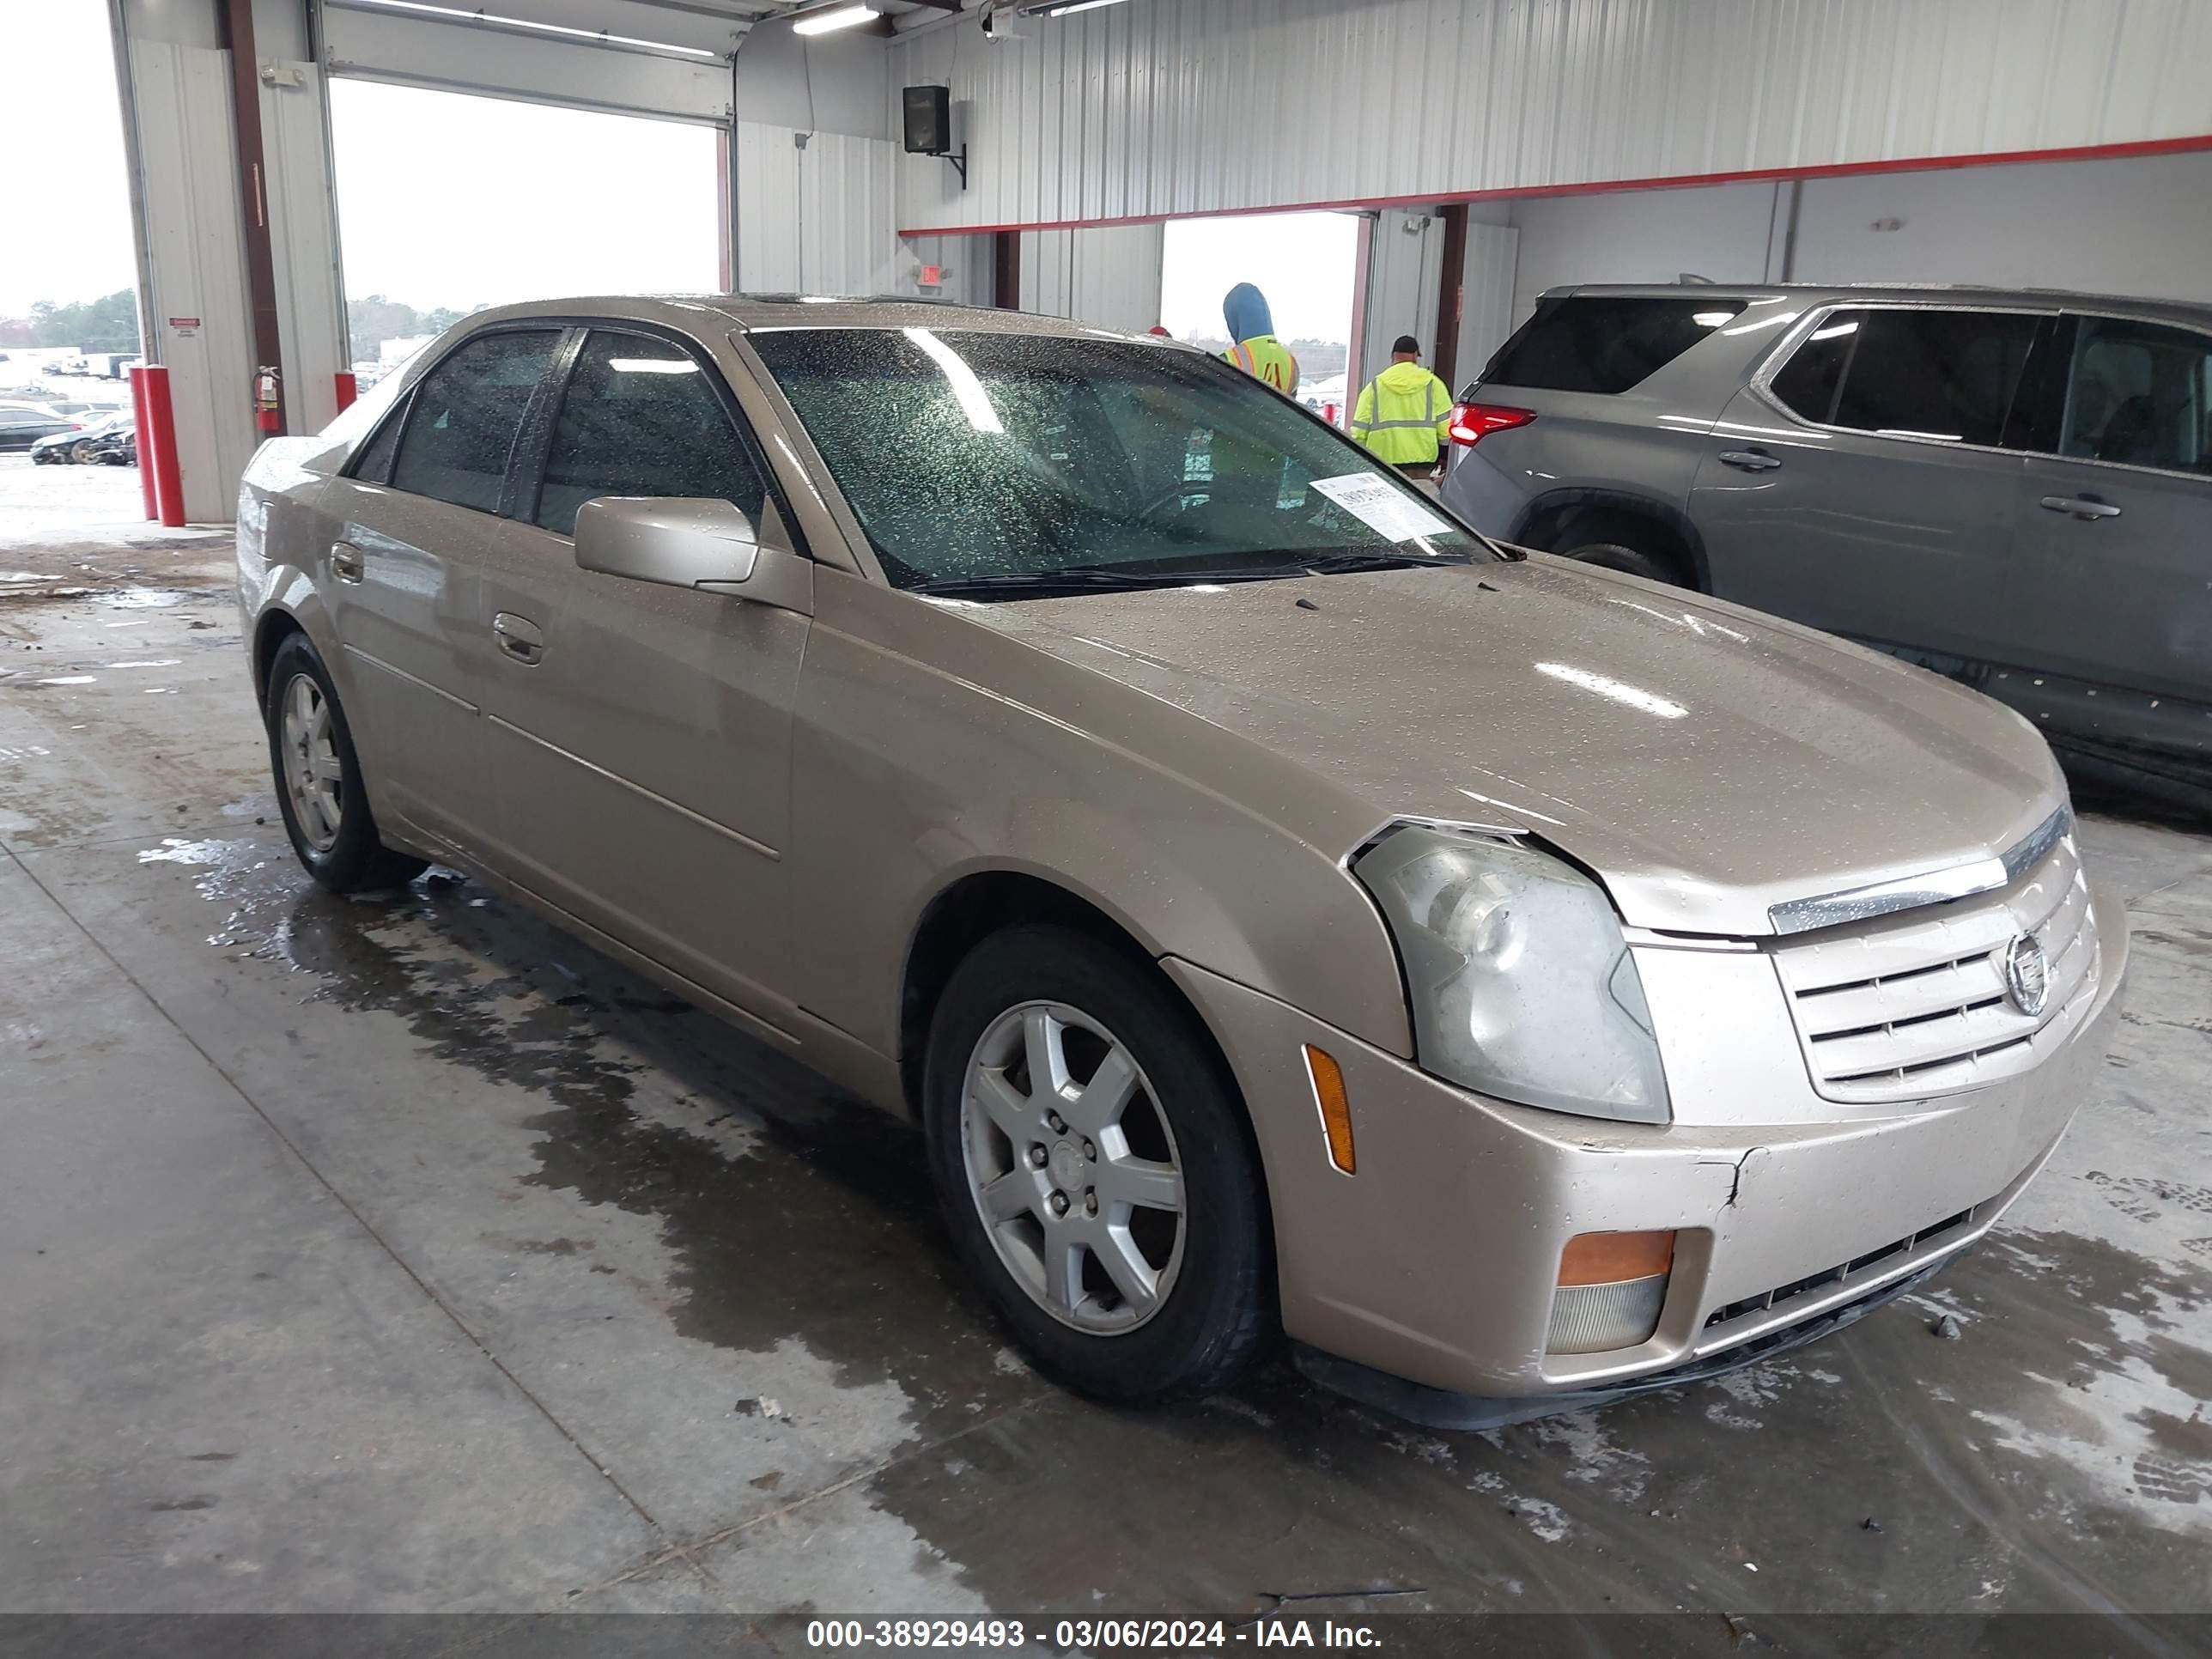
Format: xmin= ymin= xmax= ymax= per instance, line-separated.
xmin=956 ymin=556 xmax=2064 ymax=936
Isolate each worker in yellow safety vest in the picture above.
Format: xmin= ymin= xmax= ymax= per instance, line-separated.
xmin=1219 ymin=283 xmax=1299 ymax=396
xmin=1352 ymin=334 xmax=1454 ymax=477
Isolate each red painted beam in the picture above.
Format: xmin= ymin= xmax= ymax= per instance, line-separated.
xmin=897 ymin=132 xmax=2212 ymax=239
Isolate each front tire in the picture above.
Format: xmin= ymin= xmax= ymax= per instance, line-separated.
xmin=264 ymin=633 xmax=428 ymax=894
xmin=923 ymin=925 xmax=1272 ymax=1403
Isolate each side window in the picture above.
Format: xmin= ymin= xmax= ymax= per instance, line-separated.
xmin=389 ymin=329 xmax=562 ymax=514
xmin=2060 ymin=317 xmax=2212 ymax=474
xmin=533 ymin=331 xmax=769 ymax=538
xmin=1480 ymin=296 xmax=1747 ymax=395
xmin=1769 ymin=308 xmax=2038 ymax=447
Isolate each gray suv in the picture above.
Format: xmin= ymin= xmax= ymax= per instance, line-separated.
xmin=1441 ymin=284 xmax=2212 ymax=799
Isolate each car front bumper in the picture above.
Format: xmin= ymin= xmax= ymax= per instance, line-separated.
xmin=1165 ymin=878 xmax=2130 ymax=1400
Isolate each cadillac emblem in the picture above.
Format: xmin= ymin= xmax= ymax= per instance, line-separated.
xmin=2002 ymin=933 xmax=2051 ymax=1018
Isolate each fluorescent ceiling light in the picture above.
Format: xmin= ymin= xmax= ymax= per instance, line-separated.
xmin=793 ymin=3 xmax=875 ymax=33
xmin=340 ymin=0 xmax=716 ymax=58
xmin=1038 ymin=0 xmax=1129 ymax=14
xmin=904 ymin=327 xmax=1003 ymax=434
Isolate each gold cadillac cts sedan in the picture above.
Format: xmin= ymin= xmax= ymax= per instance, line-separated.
xmin=237 ymin=296 xmax=2128 ymax=1419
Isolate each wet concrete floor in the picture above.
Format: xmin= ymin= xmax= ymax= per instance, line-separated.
xmin=3 ymin=492 xmax=2209 ymax=1626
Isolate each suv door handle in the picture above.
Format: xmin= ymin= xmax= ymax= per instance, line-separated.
xmin=2039 ymin=495 xmax=2122 ymax=521
xmin=492 ymin=611 xmax=545 ymax=665
xmin=330 ymin=541 xmax=364 ymax=583
xmin=1717 ymin=449 xmax=1783 ymax=472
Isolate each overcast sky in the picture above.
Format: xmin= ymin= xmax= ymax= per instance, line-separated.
xmin=1159 ymin=210 xmax=1358 ymax=343
xmin=328 ymin=81 xmax=722 ymax=309
xmin=0 ymin=1 xmax=138 ymax=314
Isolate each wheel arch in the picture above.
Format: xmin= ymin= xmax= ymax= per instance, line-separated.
xmin=897 ymin=867 xmax=1189 ymax=1120
xmin=251 ymin=607 xmax=309 ymax=706
xmin=1510 ymin=488 xmax=1711 ymax=590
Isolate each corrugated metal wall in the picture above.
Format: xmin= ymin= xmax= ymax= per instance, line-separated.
xmin=1019 ymin=223 xmax=1166 ymax=331
xmin=736 ymin=124 xmax=898 ymax=295
xmin=891 ymin=0 xmax=2212 ymax=233
xmin=126 ymin=37 xmax=262 ymax=521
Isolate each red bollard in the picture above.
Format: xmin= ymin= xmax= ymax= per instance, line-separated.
xmin=139 ymin=364 xmax=185 ymax=528
xmin=333 ymin=371 xmax=357 ymax=412
xmin=127 ymin=366 xmax=158 ymax=521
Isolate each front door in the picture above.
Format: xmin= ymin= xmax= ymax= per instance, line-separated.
xmin=319 ymin=325 xmax=565 ymax=859
xmin=2006 ymin=312 xmax=2212 ymax=754
xmin=473 ymin=327 xmax=811 ymax=1021
xmin=1688 ymin=304 xmax=2042 ymax=665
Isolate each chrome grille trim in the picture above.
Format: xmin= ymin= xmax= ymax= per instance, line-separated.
xmin=1771 ymin=826 xmax=2099 ymax=1104
xmin=1767 ymin=804 xmax=2073 ymax=936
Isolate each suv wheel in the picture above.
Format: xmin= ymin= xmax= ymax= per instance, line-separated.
xmin=1563 ymin=538 xmax=1687 ymax=586
xmin=264 ymin=633 xmax=428 ymax=894
xmin=923 ymin=925 xmax=1272 ymax=1402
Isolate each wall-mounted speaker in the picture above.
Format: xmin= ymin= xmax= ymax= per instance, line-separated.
xmin=903 ymin=85 xmax=951 ymax=155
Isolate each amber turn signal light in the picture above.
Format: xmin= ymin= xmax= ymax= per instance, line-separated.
xmin=1303 ymin=1044 xmax=1355 ymax=1175
xmin=1557 ymin=1230 xmax=1676 ymax=1287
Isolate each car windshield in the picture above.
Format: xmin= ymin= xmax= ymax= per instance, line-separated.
xmin=746 ymin=326 xmax=1494 ymax=592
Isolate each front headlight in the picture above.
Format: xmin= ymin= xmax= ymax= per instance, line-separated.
xmin=1352 ymin=824 xmax=1670 ymax=1124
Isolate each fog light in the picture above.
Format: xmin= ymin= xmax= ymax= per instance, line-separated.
xmin=1547 ymin=1231 xmax=1674 ymax=1355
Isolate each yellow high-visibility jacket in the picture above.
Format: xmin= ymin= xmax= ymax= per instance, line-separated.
xmin=1352 ymin=361 xmax=1454 ymax=465
xmin=1222 ymin=334 xmax=1300 ymax=396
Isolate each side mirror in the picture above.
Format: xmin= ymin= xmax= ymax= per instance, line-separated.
xmin=574 ymin=496 xmax=760 ymax=592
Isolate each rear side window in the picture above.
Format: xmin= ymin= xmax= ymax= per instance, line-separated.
xmin=391 ymin=329 xmax=562 ymax=514
xmin=1480 ymin=296 xmax=1747 ymax=394
xmin=1769 ymin=308 xmax=2039 ymax=447
xmin=533 ymin=331 xmax=769 ymax=537
xmin=2060 ymin=316 xmax=2212 ymax=474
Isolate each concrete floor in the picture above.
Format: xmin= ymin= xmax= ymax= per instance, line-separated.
xmin=3 ymin=454 xmax=2209 ymax=1621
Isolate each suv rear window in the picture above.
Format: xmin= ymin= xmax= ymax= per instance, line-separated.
xmin=1480 ymin=296 xmax=1747 ymax=395
xmin=1768 ymin=307 xmax=2039 ymax=447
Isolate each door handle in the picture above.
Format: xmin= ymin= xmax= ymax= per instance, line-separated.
xmin=1718 ymin=449 xmax=1783 ymax=472
xmin=492 ymin=611 xmax=545 ymax=665
xmin=2039 ymin=495 xmax=2122 ymax=521
xmin=330 ymin=541 xmax=364 ymax=583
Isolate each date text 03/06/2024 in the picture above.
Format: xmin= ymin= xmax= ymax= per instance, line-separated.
xmin=804 ymin=1618 xmax=1385 ymax=1649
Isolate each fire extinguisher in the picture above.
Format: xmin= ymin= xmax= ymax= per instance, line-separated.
xmin=253 ymin=366 xmax=281 ymax=434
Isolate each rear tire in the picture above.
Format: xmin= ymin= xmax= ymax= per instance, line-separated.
xmin=264 ymin=632 xmax=428 ymax=895
xmin=1562 ymin=538 xmax=1686 ymax=585
xmin=922 ymin=925 xmax=1273 ymax=1403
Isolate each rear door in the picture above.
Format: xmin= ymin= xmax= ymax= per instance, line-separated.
xmin=1687 ymin=304 xmax=2042 ymax=663
xmin=474 ymin=325 xmax=811 ymax=1019
xmin=319 ymin=325 xmax=565 ymax=859
xmin=2004 ymin=312 xmax=2212 ymax=752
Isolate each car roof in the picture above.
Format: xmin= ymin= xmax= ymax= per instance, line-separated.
xmin=1538 ymin=282 xmax=2212 ymax=331
xmin=439 ymin=294 xmax=1165 ymax=343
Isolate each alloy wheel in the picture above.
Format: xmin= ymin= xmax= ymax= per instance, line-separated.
xmin=959 ymin=1001 xmax=1187 ymax=1334
xmin=279 ymin=672 xmax=343 ymax=853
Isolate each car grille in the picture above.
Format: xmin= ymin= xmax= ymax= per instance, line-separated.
xmin=1771 ymin=823 xmax=2100 ymax=1104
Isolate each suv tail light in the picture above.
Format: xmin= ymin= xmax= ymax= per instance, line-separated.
xmin=1447 ymin=401 xmax=1535 ymax=447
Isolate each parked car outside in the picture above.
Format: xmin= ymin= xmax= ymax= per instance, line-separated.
xmin=238 ymin=297 xmax=2127 ymax=1416
xmin=30 ymin=410 xmax=131 ymax=464
xmin=0 ymin=407 xmax=79 ymax=453
xmin=90 ymin=425 xmax=137 ymax=466
xmin=1441 ymin=283 xmax=2212 ymax=801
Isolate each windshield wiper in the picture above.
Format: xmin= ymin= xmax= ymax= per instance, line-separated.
xmin=1297 ymin=550 xmax=1480 ymax=574
xmin=906 ymin=567 xmax=1180 ymax=599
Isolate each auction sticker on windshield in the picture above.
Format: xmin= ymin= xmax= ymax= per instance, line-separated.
xmin=1308 ymin=472 xmax=1454 ymax=542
